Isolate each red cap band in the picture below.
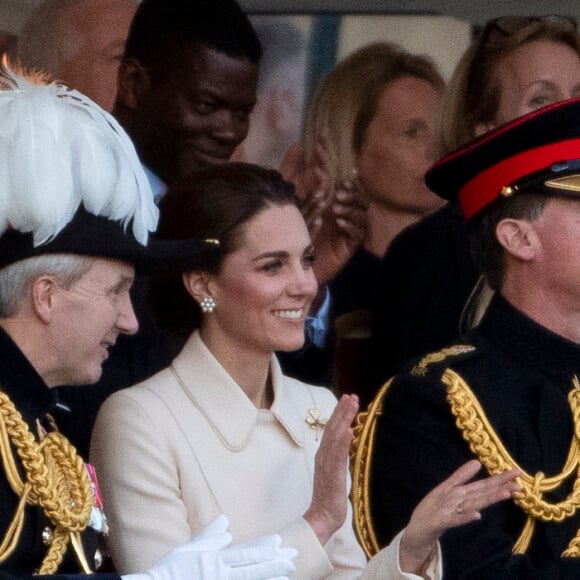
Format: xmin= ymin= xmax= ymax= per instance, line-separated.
xmin=458 ymin=139 xmax=580 ymax=219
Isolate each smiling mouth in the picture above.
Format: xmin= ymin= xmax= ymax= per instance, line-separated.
xmin=183 ymin=142 xmax=235 ymax=165
xmin=274 ymin=309 xmax=304 ymax=320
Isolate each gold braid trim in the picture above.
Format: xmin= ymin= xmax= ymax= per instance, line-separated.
xmin=350 ymin=378 xmax=394 ymax=558
xmin=411 ymin=345 xmax=475 ymax=377
xmin=443 ymin=369 xmax=580 ymax=557
xmin=0 ymin=390 xmax=94 ymax=573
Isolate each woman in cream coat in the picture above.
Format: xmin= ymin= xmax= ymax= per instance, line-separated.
xmin=91 ymin=164 xmax=519 ymax=579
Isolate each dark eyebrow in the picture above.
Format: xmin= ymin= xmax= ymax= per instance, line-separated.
xmin=195 ymin=88 xmax=257 ymax=110
xmin=253 ymin=251 xmax=288 ymax=262
xmin=252 ymin=244 xmax=314 ymax=262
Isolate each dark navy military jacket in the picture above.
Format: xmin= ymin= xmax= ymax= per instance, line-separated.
xmin=370 ymin=294 xmax=580 ymax=578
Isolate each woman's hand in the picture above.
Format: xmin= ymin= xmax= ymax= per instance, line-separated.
xmin=310 ymin=177 xmax=368 ymax=286
xmin=297 ymin=135 xmax=369 ymax=285
xmin=304 ymin=394 xmax=359 ymax=546
xmin=399 ymin=460 xmax=520 ymax=574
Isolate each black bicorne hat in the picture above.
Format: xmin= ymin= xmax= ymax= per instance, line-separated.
xmin=0 ymin=207 xmax=221 ymax=274
xmin=426 ymin=97 xmax=580 ymax=220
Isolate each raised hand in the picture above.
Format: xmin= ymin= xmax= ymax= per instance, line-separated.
xmin=304 ymin=394 xmax=360 ymax=546
xmin=310 ymin=177 xmax=368 ymax=286
xmin=398 ymin=460 xmax=520 ymax=574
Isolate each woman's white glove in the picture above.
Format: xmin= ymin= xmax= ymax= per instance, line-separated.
xmin=122 ymin=515 xmax=297 ymax=580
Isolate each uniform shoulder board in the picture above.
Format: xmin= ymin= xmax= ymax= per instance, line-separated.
xmin=410 ymin=344 xmax=476 ymax=377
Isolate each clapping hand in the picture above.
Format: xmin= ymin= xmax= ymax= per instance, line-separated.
xmin=281 ymin=136 xmax=368 ymax=287
xmin=398 ymin=460 xmax=520 ymax=574
xmin=304 ymin=394 xmax=360 ymax=545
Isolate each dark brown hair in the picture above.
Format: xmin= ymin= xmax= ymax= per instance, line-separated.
xmin=150 ymin=162 xmax=297 ymax=335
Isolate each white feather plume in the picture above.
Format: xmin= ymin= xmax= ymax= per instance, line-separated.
xmin=0 ymin=65 xmax=158 ymax=246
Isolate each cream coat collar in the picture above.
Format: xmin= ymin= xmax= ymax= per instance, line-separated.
xmin=169 ymin=331 xmax=311 ymax=450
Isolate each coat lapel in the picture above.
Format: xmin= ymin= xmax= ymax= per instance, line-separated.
xmin=159 ymin=332 xmax=317 ymax=516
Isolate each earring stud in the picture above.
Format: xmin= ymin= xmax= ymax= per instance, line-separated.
xmin=200 ymin=296 xmax=215 ymax=314
xmin=200 ymin=296 xmax=216 ymax=313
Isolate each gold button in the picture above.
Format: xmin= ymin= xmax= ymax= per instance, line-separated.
xmin=500 ymin=185 xmax=517 ymax=196
xmin=94 ymin=548 xmax=103 ymax=570
xmin=42 ymin=526 xmax=53 ymax=546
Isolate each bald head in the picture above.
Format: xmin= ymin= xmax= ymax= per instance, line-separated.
xmin=18 ymin=0 xmax=137 ymax=111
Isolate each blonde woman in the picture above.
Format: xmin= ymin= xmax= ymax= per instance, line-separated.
xmin=280 ymin=43 xmax=448 ymax=394
xmin=288 ymin=42 xmax=445 ymax=259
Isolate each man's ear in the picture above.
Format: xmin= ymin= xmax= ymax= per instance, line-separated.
xmin=116 ymin=57 xmax=151 ymax=110
xmin=30 ymin=275 xmax=57 ymax=324
xmin=495 ymin=218 xmax=538 ymax=261
xmin=182 ymin=271 xmax=214 ymax=306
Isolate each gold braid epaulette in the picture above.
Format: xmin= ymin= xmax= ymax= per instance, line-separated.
xmin=0 ymin=390 xmax=94 ymax=573
xmin=410 ymin=345 xmax=476 ymax=377
xmin=443 ymin=369 xmax=580 ymax=556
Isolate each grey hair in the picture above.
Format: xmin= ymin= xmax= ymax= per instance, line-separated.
xmin=17 ymin=0 xmax=137 ymax=78
xmin=0 ymin=254 xmax=94 ymax=317
xmin=17 ymin=0 xmax=81 ymax=76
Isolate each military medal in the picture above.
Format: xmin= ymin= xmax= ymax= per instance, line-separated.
xmin=85 ymin=463 xmax=109 ymax=535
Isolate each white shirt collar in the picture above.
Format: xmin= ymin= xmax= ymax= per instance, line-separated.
xmin=142 ymin=164 xmax=167 ymax=204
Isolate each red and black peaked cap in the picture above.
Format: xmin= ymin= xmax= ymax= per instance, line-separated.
xmin=426 ymin=97 xmax=580 ymax=220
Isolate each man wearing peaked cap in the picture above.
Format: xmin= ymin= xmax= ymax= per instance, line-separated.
xmin=0 ymin=67 xmax=296 ymax=579
xmin=353 ymin=97 xmax=580 ymax=577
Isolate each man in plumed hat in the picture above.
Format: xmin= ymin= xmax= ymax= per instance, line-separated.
xmin=0 ymin=68 xmax=296 ymax=579
xmin=353 ymin=97 xmax=580 ymax=577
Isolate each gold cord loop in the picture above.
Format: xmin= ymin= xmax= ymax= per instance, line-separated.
xmin=0 ymin=390 xmax=94 ymax=573
xmin=444 ymin=370 xmax=580 ymax=557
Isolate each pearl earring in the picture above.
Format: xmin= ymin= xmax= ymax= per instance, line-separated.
xmin=200 ymin=296 xmax=216 ymax=314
